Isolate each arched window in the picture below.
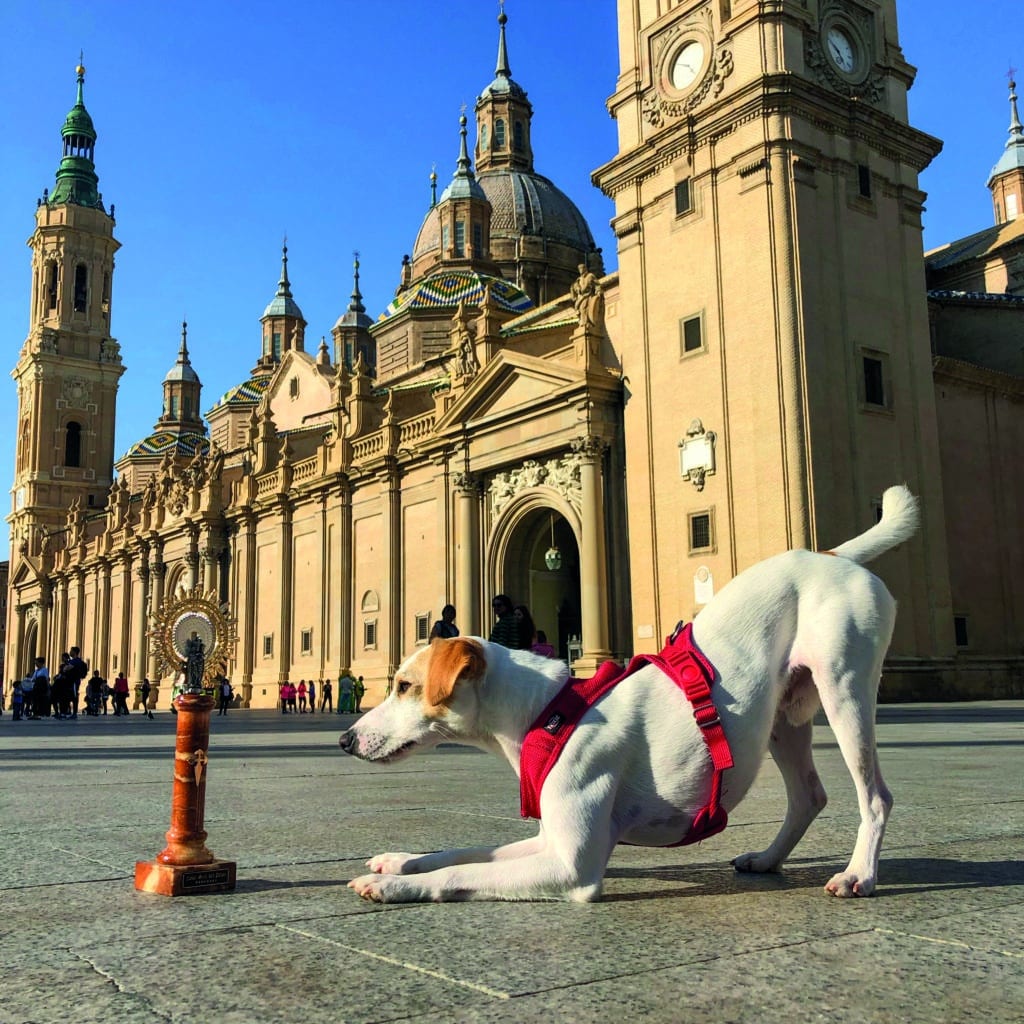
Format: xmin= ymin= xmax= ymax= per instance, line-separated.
xmin=64 ymin=421 xmax=82 ymax=468
xmin=73 ymin=264 xmax=88 ymax=313
xmin=514 ymin=121 xmax=524 ymax=151
xmin=361 ymin=590 xmax=380 ymax=613
xmin=169 ymin=395 xmax=179 ymax=418
xmin=495 ymin=118 xmax=506 ymax=149
xmin=46 ymin=263 xmax=58 ymax=311
xmin=480 ymin=123 xmax=489 ymax=151
xmin=272 ymin=332 xmax=282 ymax=360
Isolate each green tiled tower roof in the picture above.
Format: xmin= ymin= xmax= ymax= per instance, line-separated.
xmin=49 ymin=61 xmax=104 ymax=210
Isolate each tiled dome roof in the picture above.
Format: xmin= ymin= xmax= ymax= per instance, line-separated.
xmin=121 ymin=431 xmax=209 ymax=460
xmin=380 ymin=269 xmax=532 ymax=321
xmin=206 ymin=374 xmax=272 ymax=413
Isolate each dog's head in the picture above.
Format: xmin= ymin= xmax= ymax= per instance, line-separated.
xmin=338 ymin=637 xmax=487 ymax=763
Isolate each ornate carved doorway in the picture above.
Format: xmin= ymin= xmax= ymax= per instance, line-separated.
xmin=493 ymin=503 xmax=581 ymax=661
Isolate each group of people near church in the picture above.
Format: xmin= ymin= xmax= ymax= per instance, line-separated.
xmin=429 ymin=599 xmax=559 ymax=659
xmin=278 ymin=674 xmax=364 ymax=714
xmin=5 ymin=647 xmax=90 ymax=720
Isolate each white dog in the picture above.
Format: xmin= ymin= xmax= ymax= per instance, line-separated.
xmin=341 ymin=485 xmax=919 ymax=903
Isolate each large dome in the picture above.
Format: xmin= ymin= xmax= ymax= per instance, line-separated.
xmin=479 ymin=169 xmax=597 ymax=251
xmin=412 ymin=168 xmax=597 ymax=264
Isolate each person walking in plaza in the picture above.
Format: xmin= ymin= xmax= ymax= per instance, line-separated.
xmin=113 ymin=671 xmax=130 ymax=716
xmin=308 ymin=679 xmax=316 ymax=714
xmin=217 ymin=676 xmax=233 ymax=715
xmin=141 ymin=677 xmax=154 ymax=719
xmin=320 ymin=678 xmax=333 ymax=713
xmin=488 ymin=595 xmax=523 ymax=649
xmin=338 ymin=670 xmax=354 ymax=715
xmin=12 ymin=679 xmax=24 ymax=721
xmin=353 ymin=675 xmax=365 ymax=713
xmin=297 ymin=680 xmax=308 ymax=713
xmin=67 ymin=647 xmax=88 ymax=719
xmin=429 ymin=604 xmax=459 ymax=640
xmin=31 ymin=657 xmax=51 ymax=720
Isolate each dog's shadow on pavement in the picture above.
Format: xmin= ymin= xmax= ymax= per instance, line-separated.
xmin=602 ymin=856 xmax=1024 ymax=902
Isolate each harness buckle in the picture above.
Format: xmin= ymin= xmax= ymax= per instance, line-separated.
xmin=667 ymin=620 xmax=685 ymax=646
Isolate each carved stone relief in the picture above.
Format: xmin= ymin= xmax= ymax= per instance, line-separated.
xmin=488 ymin=453 xmax=583 ymax=523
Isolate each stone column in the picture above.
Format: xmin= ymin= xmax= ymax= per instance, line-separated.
xmin=201 ymin=540 xmax=220 ymax=596
xmin=52 ymin=576 xmax=68 ymax=656
xmin=74 ymin=570 xmax=86 ymax=655
xmin=97 ymin=561 xmax=112 ymax=675
xmin=572 ymin=435 xmax=613 ymax=675
xmin=132 ymin=555 xmax=151 ymax=688
xmin=185 ymin=544 xmax=200 ymax=592
xmin=338 ymin=483 xmax=353 ymax=675
xmin=148 ymin=554 xmax=167 ymax=696
xmin=240 ymin=511 xmax=257 ymax=696
xmin=382 ymin=459 xmax=402 ymax=689
xmin=38 ymin=580 xmax=53 ymax=670
xmin=453 ymin=472 xmax=481 ymax=637
xmin=278 ymin=501 xmax=294 ymax=683
xmin=11 ymin=604 xmax=26 ymax=682
xmin=118 ymin=552 xmax=133 ymax=680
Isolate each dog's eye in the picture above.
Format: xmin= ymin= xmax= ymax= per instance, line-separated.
xmin=396 ymin=680 xmax=412 ymax=695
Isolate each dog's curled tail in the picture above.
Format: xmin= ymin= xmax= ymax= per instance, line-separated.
xmin=828 ymin=485 xmax=920 ymax=565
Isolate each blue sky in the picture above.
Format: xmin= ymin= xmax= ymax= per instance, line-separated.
xmin=0 ymin=0 xmax=1019 ymax=560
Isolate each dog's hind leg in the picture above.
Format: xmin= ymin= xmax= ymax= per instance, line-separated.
xmin=733 ymin=714 xmax=827 ymax=874
xmin=366 ymin=833 xmax=547 ymax=876
xmin=816 ymin=663 xmax=892 ymax=898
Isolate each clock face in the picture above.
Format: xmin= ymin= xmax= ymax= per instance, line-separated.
xmin=670 ymin=39 xmax=706 ymax=91
xmin=826 ymin=26 xmax=857 ymax=74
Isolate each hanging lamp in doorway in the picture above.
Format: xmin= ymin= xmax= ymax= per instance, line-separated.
xmin=544 ymin=514 xmax=562 ymax=571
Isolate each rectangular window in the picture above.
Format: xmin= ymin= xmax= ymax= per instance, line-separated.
xmin=688 ymin=510 xmax=713 ymax=552
xmin=363 ymin=620 xmax=378 ymax=649
xmin=454 ymin=221 xmax=465 ymax=257
xmin=272 ymin=332 xmax=282 ymax=360
xmin=680 ymin=315 xmax=703 ymax=356
xmin=674 ymin=179 xmax=692 ymax=216
xmin=442 ymin=224 xmax=450 ymax=254
xmin=300 ymin=628 xmax=313 ymax=655
xmin=473 ymin=222 xmax=483 ymax=255
xmin=954 ymin=615 xmax=969 ymax=648
xmin=289 ymin=376 xmax=299 ymax=399
xmin=863 ymin=356 xmax=885 ymax=407
xmin=858 ymin=164 xmax=872 ymax=199
xmin=263 ymin=634 xmax=274 ymax=658
xmin=1007 ymin=193 xmax=1020 ymax=219
xmin=415 ymin=613 xmax=431 ymax=645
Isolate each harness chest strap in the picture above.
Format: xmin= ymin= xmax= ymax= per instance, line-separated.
xmin=519 ymin=623 xmax=734 ymax=847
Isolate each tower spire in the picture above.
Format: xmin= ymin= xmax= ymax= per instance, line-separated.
xmin=456 ymin=105 xmax=472 ymax=178
xmin=496 ymin=0 xmax=511 ymax=79
xmin=988 ymin=69 xmax=1024 ymax=222
xmin=50 ymin=57 xmax=104 ymax=209
xmin=277 ymin=238 xmax=293 ymax=298
xmin=348 ymin=251 xmax=366 ymax=314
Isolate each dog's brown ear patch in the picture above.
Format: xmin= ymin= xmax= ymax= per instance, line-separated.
xmin=425 ymin=637 xmax=486 ymax=707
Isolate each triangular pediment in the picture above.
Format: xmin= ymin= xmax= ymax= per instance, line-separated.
xmin=265 ymin=349 xmax=334 ymax=432
xmin=435 ymin=350 xmax=589 ymax=433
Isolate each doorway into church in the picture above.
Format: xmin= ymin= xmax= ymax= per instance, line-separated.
xmin=498 ymin=510 xmax=580 ymax=662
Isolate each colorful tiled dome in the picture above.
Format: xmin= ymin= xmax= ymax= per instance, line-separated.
xmin=380 ymin=269 xmax=532 ymax=321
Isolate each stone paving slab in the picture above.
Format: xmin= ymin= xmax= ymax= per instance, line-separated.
xmin=1 ymin=704 xmax=1021 ymax=1023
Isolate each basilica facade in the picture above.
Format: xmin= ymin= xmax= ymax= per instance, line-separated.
xmin=6 ymin=1 xmax=1024 ymax=707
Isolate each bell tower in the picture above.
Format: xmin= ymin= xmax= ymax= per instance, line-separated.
xmin=595 ymin=0 xmax=954 ymax=665
xmin=10 ymin=61 xmax=124 ymax=556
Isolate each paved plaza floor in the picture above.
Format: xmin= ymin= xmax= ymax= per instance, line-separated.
xmin=1 ymin=701 xmax=1022 ymax=1024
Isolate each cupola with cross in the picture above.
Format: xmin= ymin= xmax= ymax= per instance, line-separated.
xmin=989 ymin=72 xmax=1024 ymax=223
xmin=158 ymin=320 xmax=205 ymax=433
xmin=332 ymin=253 xmax=376 ymax=374
xmin=253 ymin=242 xmax=307 ymax=374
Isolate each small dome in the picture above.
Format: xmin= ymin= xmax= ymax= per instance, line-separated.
xmin=263 ymin=292 xmax=305 ymax=320
xmin=63 ymin=101 xmax=96 ymax=139
xmin=121 ymin=430 xmax=209 ymax=461
xmin=163 ymin=362 xmax=200 ymax=383
xmin=380 ymin=269 xmax=532 ymax=321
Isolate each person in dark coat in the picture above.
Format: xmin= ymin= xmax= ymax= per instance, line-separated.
xmin=488 ymin=595 xmax=523 ymax=649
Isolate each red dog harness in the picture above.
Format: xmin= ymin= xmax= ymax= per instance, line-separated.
xmin=519 ymin=623 xmax=734 ymax=846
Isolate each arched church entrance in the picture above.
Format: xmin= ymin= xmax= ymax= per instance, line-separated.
xmin=22 ymin=620 xmax=38 ymax=677
xmin=491 ymin=500 xmax=581 ymax=662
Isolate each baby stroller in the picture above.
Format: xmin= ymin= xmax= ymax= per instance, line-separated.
xmin=84 ymin=680 xmax=103 ymax=716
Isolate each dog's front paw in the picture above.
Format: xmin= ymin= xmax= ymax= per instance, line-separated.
xmin=348 ymin=873 xmax=422 ymax=903
xmin=824 ymin=870 xmax=875 ymax=897
xmin=366 ymin=852 xmax=418 ymax=875
xmin=732 ymin=851 xmax=780 ymax=874
xmin=348 ymin=873 xmax=389 ymax=902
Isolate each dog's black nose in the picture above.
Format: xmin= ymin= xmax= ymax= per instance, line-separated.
xmin=339 ymin=730 xmax=356 ymax=755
